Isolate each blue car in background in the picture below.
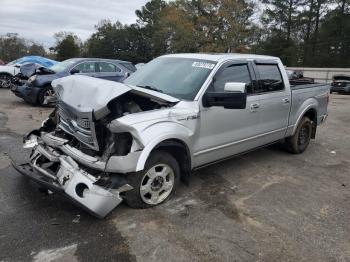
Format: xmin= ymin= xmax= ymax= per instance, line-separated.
xmin=11 ymin=58 xmax=136 ymax=106
xmin=0 ymin=56 xmax=58 ymax=88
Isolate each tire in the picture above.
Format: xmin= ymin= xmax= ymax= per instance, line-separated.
xmin=285 ymin=117 xmax=312 ymax=154
xmin=38 ymin=86 xmax=54 ymax=106
xmin=123 ymin=150 xmax=180 ymax=209
xmin=0 ymin=74 xmax=12 ymax=88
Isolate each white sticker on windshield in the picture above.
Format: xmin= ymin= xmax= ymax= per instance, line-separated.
xmin=192 ymin=61 xmax=215 ymax=69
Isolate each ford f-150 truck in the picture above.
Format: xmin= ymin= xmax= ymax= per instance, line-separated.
xmin=13 ymin=53 xmax=329 ymax=218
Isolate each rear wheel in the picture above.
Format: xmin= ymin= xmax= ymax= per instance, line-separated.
xmin=38 ymin=86 xmax=54 ymax=106
xmin=285 ymin=117 xmax=312 ymax=154
xmin=123 ymin=151 xmax=180 ymax=208
xmin=0 ymin=74 xmax=12 ymax=88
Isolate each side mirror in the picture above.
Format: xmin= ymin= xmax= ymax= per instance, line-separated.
xmin=70 ymin=68 xmax=80 ymax=75
xmin=203 ymin=82 xmax=247 ymax=109
xmin=14 ymin=64 xmax=21 ymax=68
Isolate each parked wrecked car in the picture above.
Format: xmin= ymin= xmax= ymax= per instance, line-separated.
xmin=13 ymin=53 xmax=329 ymax=218
xmin=11 ymin=58 xmax=136 ymax=106
xmin=0 ymin=56 xmax=57 ymax=88
xmin=330 ymin=74 xmax=350 ymax=94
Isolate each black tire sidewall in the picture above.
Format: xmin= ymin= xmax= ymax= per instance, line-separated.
xmin=123 ymin=150 xmax=180 ymax=209
xmin=288 ymin=117 xmax=312 ymax=154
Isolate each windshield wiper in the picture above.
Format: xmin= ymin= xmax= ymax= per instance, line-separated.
xmin=136 ymin=85 xmax=163 ymax=93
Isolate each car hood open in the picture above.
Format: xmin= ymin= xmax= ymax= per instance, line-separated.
xmin=52 ymin=75 xmax=179 ymax=119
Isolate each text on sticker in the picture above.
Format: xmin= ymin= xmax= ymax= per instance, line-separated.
xmin=192 ymin=62 xmax=215 ymax=69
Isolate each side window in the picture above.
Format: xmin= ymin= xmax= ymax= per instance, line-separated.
xmin=98 ymin=62 xmax=120 ymax=73
xmin=255 ymin=64 xmax=284 ymax=93
xmin=74 ymin=62 xmax=96 ymax=73
xmin=209 ymin=64 xmax=253 ymax=94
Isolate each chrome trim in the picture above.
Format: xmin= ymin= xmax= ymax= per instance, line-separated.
xmin=194 ymin=128 xmax=285 ymax=156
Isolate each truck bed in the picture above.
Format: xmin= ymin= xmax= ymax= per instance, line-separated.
xmin=289 ymin=83 xmax=329 ymax=128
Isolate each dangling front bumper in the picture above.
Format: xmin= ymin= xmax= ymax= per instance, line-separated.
xmin=13 ymin=136 xmax=132 ymax=218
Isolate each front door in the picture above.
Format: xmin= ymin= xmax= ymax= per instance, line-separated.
xmin=193 ymin=61 xmax=262 ymax=167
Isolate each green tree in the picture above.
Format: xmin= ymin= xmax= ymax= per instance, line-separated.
xmin=0 ymin=33 xmax=27 ymax=62
xmin=54 ymin=32 xmax=81 ymax=61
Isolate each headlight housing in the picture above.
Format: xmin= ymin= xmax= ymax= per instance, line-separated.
xmin=28 ymin=75 xmax=37 ymax=83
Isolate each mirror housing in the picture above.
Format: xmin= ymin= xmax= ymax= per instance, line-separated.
xmin=224 ymin=82 xmax=246 ymax=93
xmin=203 ymin=82 xmax=247 ymax=109
xmin=70 ymin=68 xmax=80 ymax=75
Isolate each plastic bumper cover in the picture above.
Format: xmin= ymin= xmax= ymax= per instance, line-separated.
xmin=14 ymin=143 xmax=132 ymax=218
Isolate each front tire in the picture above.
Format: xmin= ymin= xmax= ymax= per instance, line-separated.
xmin=124 ymin=151 xmax=180 ymax=209
xmin=0 ymin=74 xmax=12 ymax=88
xmin=38 ymin=86 xmax=54 ymax=106
xmin=285 ymin=116 xmax=312 ymax=154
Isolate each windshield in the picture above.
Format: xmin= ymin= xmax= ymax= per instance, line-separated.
xmin=50 ymin=59 xmax=77 ymax=73
xmin=124 ymin=57 xmax=216 ymax=100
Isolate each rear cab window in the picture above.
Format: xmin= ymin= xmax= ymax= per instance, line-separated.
xmin=255 ymin=64 xmax=285 ymax=93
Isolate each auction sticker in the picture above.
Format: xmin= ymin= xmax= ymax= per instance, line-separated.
xmin=192 ymin=61 xmax=215 ymax=69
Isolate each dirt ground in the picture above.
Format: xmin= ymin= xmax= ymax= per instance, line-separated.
xmin=0 ymin=89 xmax=349 ymax=262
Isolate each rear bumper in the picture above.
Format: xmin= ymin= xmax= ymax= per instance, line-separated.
xmin=14 ymin=140 xmax=133 ymax=218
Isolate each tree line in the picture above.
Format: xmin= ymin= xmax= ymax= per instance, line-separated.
xmin=1 ymin=0 xmax=349 ymax=67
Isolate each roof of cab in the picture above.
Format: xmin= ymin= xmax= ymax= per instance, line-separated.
xmin=162 ymin=53 xmax=279 ymax=62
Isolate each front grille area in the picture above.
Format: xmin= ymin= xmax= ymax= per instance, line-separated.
xmin=57 ymin=103 xmax=99 ymax=150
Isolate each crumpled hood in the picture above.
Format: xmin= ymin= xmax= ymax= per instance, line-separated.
xmin=20 ymin=63 xmax=55 ymax=78
xmin=52 ymin=75 xmax=179 ymax=119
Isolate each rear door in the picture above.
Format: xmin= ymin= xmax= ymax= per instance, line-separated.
xmin=96 ymin=62 xmax=125 ymax=82
xmin=252 ymin=61 xmax=291 ymax=143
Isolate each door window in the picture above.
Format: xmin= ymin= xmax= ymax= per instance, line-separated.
xmin=74 ymin=62 xmax=96 ymax=73
xmin=98 ymin=62 xmax=120 ymax=73
xmin=209 ymin=64 xmax=253 ymax=94
xmin=255 ymin=64 xmax=284 ymax=93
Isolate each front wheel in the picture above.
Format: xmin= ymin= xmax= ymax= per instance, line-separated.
xmin=285 ymin=116 xmax=313 ymax=154
xmin=38 ymin=86 xmax=55 ymax=106
xmin=0 ymin=74 xmax=12 ymax=88
xmin=123 ymin=151 xmax=180 ymax=208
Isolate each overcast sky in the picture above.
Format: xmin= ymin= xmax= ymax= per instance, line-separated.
xmin=0 ymin=0 xmax=149 ymax=48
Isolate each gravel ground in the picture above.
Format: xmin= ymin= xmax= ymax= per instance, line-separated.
xmin=0 ymin=89 xmax=349 ymax=262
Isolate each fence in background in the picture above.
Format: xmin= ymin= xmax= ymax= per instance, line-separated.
xmin=286 ymin=67 xmax=350 ymax=83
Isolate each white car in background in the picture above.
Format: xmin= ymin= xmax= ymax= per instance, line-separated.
xmin=0 ymin=56 xmax=57 ymax=88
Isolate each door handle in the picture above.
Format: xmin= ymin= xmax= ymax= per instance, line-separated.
xmin=283 ymin=98 xmax=290 ymax=104
xmin=250 ymin=103 xmax=260 ymax=112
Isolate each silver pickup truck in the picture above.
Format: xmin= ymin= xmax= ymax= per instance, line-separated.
xmin=14 ymin=53 xmax=329 ymax=218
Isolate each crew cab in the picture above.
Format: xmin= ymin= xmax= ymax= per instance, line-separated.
xmin=14 ymin=54 xmax=330 ymax=218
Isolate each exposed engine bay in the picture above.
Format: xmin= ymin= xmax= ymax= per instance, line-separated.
xmin=14 ymin=76 xmax=177 ymax=218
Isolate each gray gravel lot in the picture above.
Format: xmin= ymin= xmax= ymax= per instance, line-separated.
xmin=0 ymin=89 xmax=349 ymax=262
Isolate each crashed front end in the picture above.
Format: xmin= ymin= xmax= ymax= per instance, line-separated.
xmin=14 ymin=75 xmax=178 ymax=218
xmin=14 ymin=111 xmax=138 ymax=218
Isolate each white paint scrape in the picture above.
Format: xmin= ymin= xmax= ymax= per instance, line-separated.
xmin=32 ymin=243 xmax=78 ymax=262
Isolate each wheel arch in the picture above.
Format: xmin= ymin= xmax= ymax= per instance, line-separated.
xmin=136 ymin=137 xmax=192 ymax=184
xmin=293 ymin=106 xmax=317 ymax=139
